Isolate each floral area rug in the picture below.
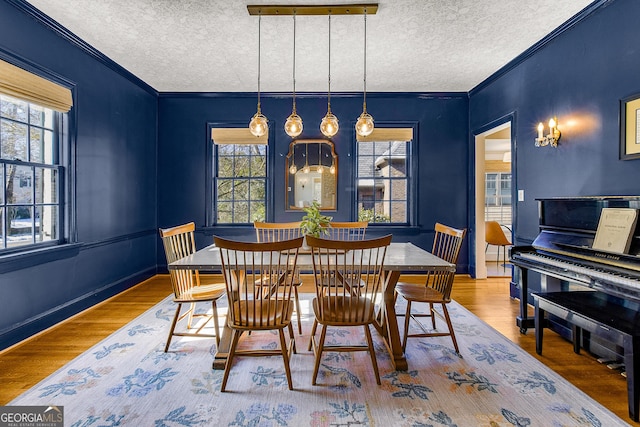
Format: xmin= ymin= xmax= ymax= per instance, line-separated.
xmin=10 ymin=294 xmax=630 ymax=427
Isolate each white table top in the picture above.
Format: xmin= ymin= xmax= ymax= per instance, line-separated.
xmin=168 ymin=242 xmax=455 ymax=272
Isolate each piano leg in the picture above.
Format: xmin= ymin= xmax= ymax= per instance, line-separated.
xmin=624 ymin=335 xmax=640 ymax=422
xmin=534 ymin=301 xmax=544 ymax=354
xmin=572 ymin=325 xmax=581 ymax=354
xmin=515 ymin=266 xmax=534 ymax=334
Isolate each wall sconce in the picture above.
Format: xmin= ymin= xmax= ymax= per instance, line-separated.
xmin=535 ymin=117 xmax=561 ymax=148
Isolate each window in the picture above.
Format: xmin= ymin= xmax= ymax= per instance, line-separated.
xmin=485 ymin=172 xmax=512 ymax=224
xmin=0 ymin=94 xmax=61 ymax=250
xmin=211 ymin=128 xmax=267 ymax=224
xmin=356 ymin=128 xmax=413 ymax=224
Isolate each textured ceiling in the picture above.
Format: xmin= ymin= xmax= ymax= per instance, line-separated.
xmin=24 ymin=0 xmax=595 ymax=93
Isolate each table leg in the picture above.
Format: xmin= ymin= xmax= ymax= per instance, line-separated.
xmin=374 ymin=270 xmax=408 ymax=371
xmin=212 ymin=316 xmax=231 ymax=370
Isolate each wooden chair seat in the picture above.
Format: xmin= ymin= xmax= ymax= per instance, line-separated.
xmin=174 ymin=282 xmax=226 ymax=302
xmin=230 ymin=301 xmax=294 ymax=329
xmin=395 ymin=283 xmax=446 ymax=303
xmin=312 ymin=296 xmax=375 ymax=325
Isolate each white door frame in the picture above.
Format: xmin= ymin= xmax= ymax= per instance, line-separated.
xmin=474 ymin=121 xmax=511 ymax=279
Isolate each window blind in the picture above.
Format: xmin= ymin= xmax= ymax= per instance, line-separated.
xmin=356 ymin=128 xmax=413 ymax=142
xmin=0 ymin=59 xmax=73 ymax=113
xmin=211 ymin=128 xmax=268 ymax=145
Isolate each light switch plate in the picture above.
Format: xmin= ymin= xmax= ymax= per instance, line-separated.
xmin=518 ymin=190 xmax=525 ymax=202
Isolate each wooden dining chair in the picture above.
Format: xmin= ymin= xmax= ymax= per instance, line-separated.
xmin=395 ymin=223 xmax=466 ymax=353
xmin=254 ymin=221 xmax=304 ymax=334
xmin=214 ymin=235 xmax=304 ymax=391
xmin=159 ymin=222 xmax=225 ymax=352
xmin=326 ymin=221 xmax=368 ymax=241
xmin=485 ymin=221 xmax=512 ymax=267
xmin=306 ymin=234 xmax=393 ymax=385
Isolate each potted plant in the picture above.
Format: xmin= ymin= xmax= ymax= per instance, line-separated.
xmin=300 ymin=201 xmax=332 ymax=239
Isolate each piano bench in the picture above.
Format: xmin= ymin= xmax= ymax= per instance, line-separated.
xmin=533 ymin=291 xmax=640 ymax=422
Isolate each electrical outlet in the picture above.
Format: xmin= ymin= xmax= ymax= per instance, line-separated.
xmin=518 ymin=190 xmax=525 ymax=202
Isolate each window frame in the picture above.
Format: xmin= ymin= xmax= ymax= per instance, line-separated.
xmin=354 ymin=123 xmax=417 ymax=226
xmin=0 ymin=94 xmax=66 ymax=254
xmin=206 ymin=123 xmax=271 ymax=226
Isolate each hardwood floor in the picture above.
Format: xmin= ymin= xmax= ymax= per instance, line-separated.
xmin=0 ymin=274 xmax=634 ymax=423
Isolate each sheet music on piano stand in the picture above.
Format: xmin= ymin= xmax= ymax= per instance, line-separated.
xmin=592 ymin=207 xmax=638 ymax=254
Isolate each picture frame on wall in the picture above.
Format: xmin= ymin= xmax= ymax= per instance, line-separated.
xmin=620 ymin=92 xmax=640 ymax=160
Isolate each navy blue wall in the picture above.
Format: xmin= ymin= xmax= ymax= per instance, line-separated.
xmin=157 ymin=92 xmax=470 ymax=265
xmin=0 ymin=1 xmax=158 ymax=349
xmin=469 ymin=0 xmax=640 ymax=290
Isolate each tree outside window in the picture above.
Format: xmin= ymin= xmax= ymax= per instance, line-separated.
xmin=0 ymin=94 xmax=60 ymax=250
xmin=213 ymin=140 xmax=267 ymax=224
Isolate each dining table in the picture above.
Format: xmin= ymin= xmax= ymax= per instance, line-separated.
xmin=168 ymin=241 xmax=456 ymax=371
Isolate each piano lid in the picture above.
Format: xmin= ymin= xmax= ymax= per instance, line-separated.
xmin=531 ymin=196 xmax=640 ymax=268
xmin=538 ymin=196 xmax=640 ymax=235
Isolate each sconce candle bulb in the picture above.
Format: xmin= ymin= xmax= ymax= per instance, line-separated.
xmin=535 ymin=116 xmax=561 ymax=148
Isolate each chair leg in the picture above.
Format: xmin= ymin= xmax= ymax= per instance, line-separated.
xmin=293 ymin=286 xmax=303 ymax=335
xmin=221 ymin=329 xmax=242 ymax=392
xmin=441 ymin=303 xmax=459 ymax=353
xmin=186 ymin=302 xmax=196 ymax=328
xmin=363 ymin=325 xmax=381 ymax=385
xmin=308 ymin=319 xmax=318 ymax=351
xmin=212 ymin=301 xmax=220 ymax=347
xmin=278 ymin=329 xmax=294 ymax=390
xmin=430 ymin=303 xmax=436 ymax=329
xmin=164 ymin=303 xmax=182 ymax=352
xmin=288 ymin=322 xmax=297 ymax=354
xmin=312 ymin=324 xmax=328 ymax=385
xmin=402 ymin=301 xmax=412 ymax=352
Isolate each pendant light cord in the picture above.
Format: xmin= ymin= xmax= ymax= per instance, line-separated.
xmin=363 ymin=10 xmax=367 ymax=112
xmin=292 ymin=13 xmax=297 ymax=112
xmin=327 ymin=13 xmax=332 ymax=112
xmin=257 ymin=13 xmax=262 ymax=112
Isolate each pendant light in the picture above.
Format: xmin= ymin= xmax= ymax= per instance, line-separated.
xmin=320 ymin=13 xmax=339 ymax=138
xmin=355 ymin=8 xmax=374 ymax=137
xmin=284 ymin=13 xmax=303 ymax=138
xmin=249 ymin=12 xmax=268 ymax=137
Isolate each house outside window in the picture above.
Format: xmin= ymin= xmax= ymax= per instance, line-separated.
xmin=356 ymin=128 xmax=413 ymax=224
xmin=0 ymin=94 xmax=61 ymax=250
xmin=211 ymin=128 xmax=267 ymax=224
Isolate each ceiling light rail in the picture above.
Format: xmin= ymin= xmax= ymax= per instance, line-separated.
xmin=247 ymin=4 xmax=378 ymax=16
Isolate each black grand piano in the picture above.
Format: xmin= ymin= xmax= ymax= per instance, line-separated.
xmin=510 ymin=195 xmax=640 ymax=421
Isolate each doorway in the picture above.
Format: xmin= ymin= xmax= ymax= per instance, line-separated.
xmin=474 ymin=121 xmax=513 ymax=279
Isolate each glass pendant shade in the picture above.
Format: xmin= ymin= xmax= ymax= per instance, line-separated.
xmin=320 ymin=111 xmax=339 ymax=137
xmin=289 ymin=164 xmax=297 ymax=174
xmin=249 ymin=110 xmax=268 ymax=137
xmin=356 ymin=111 xmax=374 ymax=137
xmin=284 ymin=112 xmax=303 ymax=137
